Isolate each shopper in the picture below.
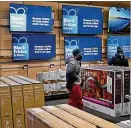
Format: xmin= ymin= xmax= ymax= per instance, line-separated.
xmin=108 ymin=46 xmax=129 ymax=67
xmin=66 ymin=48 xmax=83 ymax=110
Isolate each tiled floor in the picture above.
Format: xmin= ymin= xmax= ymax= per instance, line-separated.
xmin=46 ymin=99 xmax=130 ymax=124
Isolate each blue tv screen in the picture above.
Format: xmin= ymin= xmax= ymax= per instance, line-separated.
xmin=12 ymin=34 xmax=56 ymax=61
xmin=108 ymin=7 xmax=130 ymax=33
xmin=10 ymin=3 xmax=54 ymax=32
xmin=64 ymin=37 xmax=102 ymax=61
xmin=107 ymin=36 xmax=130 ymax=59
xmin=62 ymin=5 xmax=103 ymax=34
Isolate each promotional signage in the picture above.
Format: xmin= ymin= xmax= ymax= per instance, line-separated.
xmin=65 ymin=37 xmax=102 ymax=61
xmin=108 ymin=7 xmax=130 ymax=33
xmin=10 ymin=3 xmax=54 ymax=32
xmin=12 ymin=34 xmax=56 ymax=61
xmin=107 ymin=36 xmax=130 ymax=58
xmin=62 ymin=5 xmax=103 ymax=34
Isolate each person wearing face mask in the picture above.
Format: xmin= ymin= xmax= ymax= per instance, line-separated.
xmin=108 ymin=46 xmax=129 ymax=67
xmin=66 ymin=48 xmax=83 ymax=110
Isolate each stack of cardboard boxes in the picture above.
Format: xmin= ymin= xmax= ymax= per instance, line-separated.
xmin=0 ymin=76 xmax=45 ymax=128
xmin=26 ymin=104 xmax=120 ymax=128
xmin=82 ymin=66 xmax=130 ymax=117
xmin=37 ymin=69 xmax=68 ymax=96
xmin=0 ymin=81 xmax=13 ymax=128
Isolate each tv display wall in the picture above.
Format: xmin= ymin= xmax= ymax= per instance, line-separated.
xmin=10 ymin=3 xmax=54 ymax=32
xmin=12 ymin=34 xmax=56 ymax=61
xmin=107 ymin=36 xmax=130 ymax=59
xmin=108 ymin=7 xmax=130 ymax=33
xmin=62 ymin=5 xmax=103 ymax=34
xmin=65 ymin=36 xmax=102 ymax=61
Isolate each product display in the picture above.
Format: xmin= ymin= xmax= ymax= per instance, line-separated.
xmin=1 ymin=77 xmax=25 ymax=128
xmin=0 ymin=76 xmax=45 ymax=128
xmin=37 ymin=69 xmax=68 ymax=96
xmin=15 ymin=75 xmax=45 ymax=107
xmin=0 ymin=81 xmax=13 ymax=128
xmin=0 ymin=1 xmax=130 ymax=128
xmin=56 ymin=104 xmax=120 ymax=128
xmin=82 ymin=66 xmax=130 ymax=117
xmin=26 ymin=104 xmax=120 ymax=128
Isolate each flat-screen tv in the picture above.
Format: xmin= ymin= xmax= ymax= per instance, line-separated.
xmin=12 ymin=34 xmax=56 ymax=61
xmin=108 ymin=7 xmax=130 ymax=33
xmin=62 ymin=5 xmax=103 ymax=34
xmin=107 ymin=36 xmax=130 ymax=59
xmin=64 ymin=36 xmax=102 ymax=61
xmin=10 ymin=3 xmax=54 ymax=32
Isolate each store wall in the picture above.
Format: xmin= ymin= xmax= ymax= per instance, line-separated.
xmin=0 ymin=1 xmax=130 ymax=79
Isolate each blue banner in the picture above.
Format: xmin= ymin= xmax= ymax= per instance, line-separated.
xmin=12 ymin=34 xmax=56 ymax=61
xmin=107 ymin=36 xmax=130 ymax=58
xmin=10 ymin=3 xmax=54 ymax=32
xmin=108 ymin=7 xmax=130 ymax=33
xmin=62 ymin=5 xmax=103 ymax=34
xmin=65 ymin=37 xmax=102 ymax=61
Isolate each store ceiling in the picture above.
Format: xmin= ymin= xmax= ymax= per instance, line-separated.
xmin=59 ymin=1 xmax=130 ymax=8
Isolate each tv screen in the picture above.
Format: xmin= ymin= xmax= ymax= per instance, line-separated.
xmin=10 ymin=3 xmax=54 ymax=32
xmin=108 ymin=7 xmax=130 ymax=33
xmin=12 ymin=34 xmax=56 ymax=61
xmin=64 ymin=37 xmax=102 ymax=61
xmin=62 ymin=5 xmax=103 ymax=34
xmin=107 ymin=36 xmax=130 ymax=59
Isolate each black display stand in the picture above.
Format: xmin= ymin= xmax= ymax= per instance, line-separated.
xmin=45 ymin=93 xmax=69 ymax=101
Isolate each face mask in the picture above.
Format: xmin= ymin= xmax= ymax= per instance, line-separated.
xmin=76 ymin=55 xmax=82 ymax=61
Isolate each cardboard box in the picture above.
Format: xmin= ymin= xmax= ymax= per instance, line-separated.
xmin=1 ymin=116 xmax=13 ymax=128
xmin=82 ymin=67 xmax=122 ymax=117
xmin=56 ymin=104 xmax=120 ymax=128
xmin=0 ymin=116 xmax=1 ymax=128
xmin=0 ymin=81 xmax=13 ymax=128
xmin=58 ymin=82 xmax=67 ymax=93
xmin=112 ymin=67 xmax=130 ymax=116
xmin=7 ymin=76 xmax=35 ymax=126
xmin=57 ymin=69 xmax=66 ymax=81
xmin=26 ymin=108 xmax=74 ymax=128
xmin=1 ymin=77 xmax=25 ymax=128
xmin=36 ymin=72 xmax=44 ymax=82
xmin=94 ymin=66 xmax=130 ymax=116
xmin=15 ymin=75 xmax=45 ymax=107
xmin=42 ymin=106 xmax=96 ymax=128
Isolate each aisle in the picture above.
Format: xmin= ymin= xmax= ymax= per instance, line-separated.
xmin=45 ymin=99 xmax=130 ymax=124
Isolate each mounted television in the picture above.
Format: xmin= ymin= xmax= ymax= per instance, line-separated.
xmin=107 ymin=36 xmax=130 ymax=59
xmin=62 ymin=5 xmax=103 ymax=34
xmin=108 ymin=7 xmax=130 ymax=33
xmin=12 ymin=34 xmax=56 ymax=61
xmin=64 ymin=36 xmax=102 ymax=61
xmin=10 ymin=3 xmax=54 ymax=32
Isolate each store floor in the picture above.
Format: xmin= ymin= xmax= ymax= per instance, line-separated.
xmin=45 ymin=99 xmax=130 ymax=124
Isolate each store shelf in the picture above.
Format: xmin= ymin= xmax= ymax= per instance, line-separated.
xmin=45 ymin=93 xmax=69 ymax=101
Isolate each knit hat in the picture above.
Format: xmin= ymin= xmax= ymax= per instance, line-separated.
xmin=72 ymin=48 xmax=82 ymax=57
xmin=117 ymin=46 xmax=123 ymax=53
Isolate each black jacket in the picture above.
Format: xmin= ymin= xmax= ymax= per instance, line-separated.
xmin=108 ymin=53 xmax=129 ymax=67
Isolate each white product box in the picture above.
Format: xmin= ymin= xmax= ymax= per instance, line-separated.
xmin=37 ymin=72 xmax=44 ymax=82
xmin=59 ymin=82 xmax=67 ymax=92
xmin=83 ymin=68 xmax=123 ymax=117
xmin=57 ymin=69 xmax=66 ymax=81
xmin=83 ymin=99 xmax=122 ymax=117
